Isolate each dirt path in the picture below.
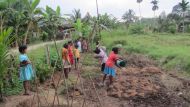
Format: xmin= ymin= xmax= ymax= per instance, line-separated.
xmin=10 ymin=40 xmax=64 ymax=54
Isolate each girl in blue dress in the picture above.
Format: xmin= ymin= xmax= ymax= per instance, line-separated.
xmin=19 ymin=45 xmax=34 ymax=95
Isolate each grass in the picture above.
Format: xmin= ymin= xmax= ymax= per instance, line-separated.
xmin=102 ymin=29 xmax=190 ymax=73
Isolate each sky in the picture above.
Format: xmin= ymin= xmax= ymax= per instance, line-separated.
xmin=38 ymin=0 xmax=180 ymax=20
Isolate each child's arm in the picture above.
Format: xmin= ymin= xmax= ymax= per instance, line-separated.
xmin=20 ymin=60 xmax=31 ymax=67
xmin=94 ymin=54 xmax=103 ymax=59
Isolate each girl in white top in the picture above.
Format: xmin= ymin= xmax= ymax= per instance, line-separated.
xmin=94 ymin=48 xmax=108 ymax=72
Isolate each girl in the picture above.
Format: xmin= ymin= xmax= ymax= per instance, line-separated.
xmin=68 ymin=41 xmax=74 ymax=65
xmin=62 ymin=43 xmax=71 ymax=79
xmin=19 ymin=45 xmax=34 ymax=95
xmin=82 ymin=38 xmax=88 ymax=53
xmin=103 ymin=47 xmax=121 ymax=86
xmin=73 ymin=44 xmax=80 ymax=70
xmin=94 ymin=48 xmax=108 ymax=72
xmin=77 ymin=38 xmax=82 ymax=53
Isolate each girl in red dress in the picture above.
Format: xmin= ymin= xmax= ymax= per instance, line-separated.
xmin=68 ymin=41 xmax=74 ymax=65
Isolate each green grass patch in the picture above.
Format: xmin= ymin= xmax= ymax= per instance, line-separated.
xmin=102 ymin=29 xmax=190 ymax=73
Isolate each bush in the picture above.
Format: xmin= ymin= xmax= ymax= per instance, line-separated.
xmin=50 ymin=51 xmax=62 ymax=71
xmin=35 ymin=61 xmax=53 ymax=83
xmin=168 ymin=25 xmax=176 ymax=34
xmin=41 ymin=31 xmax=48 ymax=41
xmin=128 ymin=24 xmax=145 ymax=34
xmin=113 ymin=40 xmax=127 ymax=46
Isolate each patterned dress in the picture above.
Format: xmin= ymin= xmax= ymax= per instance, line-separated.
xmin=19 ymin=54 xmax=34 ymax=81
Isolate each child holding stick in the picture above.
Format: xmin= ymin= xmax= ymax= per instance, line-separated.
xmin=19 ymin=45 xmax=34 ymax=95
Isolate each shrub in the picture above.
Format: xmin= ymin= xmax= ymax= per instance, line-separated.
xmin=168 ymin=25 xmax=176 ymax=34
xmin=35 ymin=62 xmax=53 ymax=83
xmin=128 ymin=24 xmax=145 ymax=34
xmin=113 ymin=40 xmax=127 ymax=46
xmin=50 ymin=52 xmax=62 ymax=71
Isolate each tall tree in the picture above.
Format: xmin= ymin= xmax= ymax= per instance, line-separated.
xmin=151 ymin=0 xmax=159 ymax=17
xmin=70 ymin=9 xmax=82 ymax=23
xmin=122 ymin=9 xmax=136 ymax=28
xmin=137 ymin=0 xmax=143 ymax=22
xmin=179 ymin=0 xmax=189 ymax=33
xmin=23 ymin=0 xmax=41 ymax=45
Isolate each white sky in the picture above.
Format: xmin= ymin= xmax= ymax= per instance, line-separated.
xmin=38 ymin=0 xmax=180 ymax=19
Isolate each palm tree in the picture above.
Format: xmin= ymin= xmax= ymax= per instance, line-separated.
xmin=151 ymin=0 xmax=159 ymax=17
xmin=122 ymin=9 xmax=136 ymax=28
xmin=70 ymin=9 xmax=82 ymax=23
xmin=179 ymin=0 xmax=189 ymax=33
xmin=137 ymin=0 xmax=143 ymax=22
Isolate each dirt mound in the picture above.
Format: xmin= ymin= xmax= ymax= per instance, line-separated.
xmin=127 ymin=54 xmax=156 ymax=68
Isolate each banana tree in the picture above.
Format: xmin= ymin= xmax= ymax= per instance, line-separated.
xmin=39 ymin=6 xmax=63 ymax=40
xmin=23 ymin=0 xmax=41 ymax=45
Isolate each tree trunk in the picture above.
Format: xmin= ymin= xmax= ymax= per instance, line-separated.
xmin=0 ymin=16 xmax=4 ymax=33
xmin=23 ymin=21 xmax=32 ymax=45
xmin=139 ymin=3 xmax=142 ymax=24
xmin=15 ymin=27 xmax=19 ymax=48
xmin=183 ymin=12 xmax=185 ymax=33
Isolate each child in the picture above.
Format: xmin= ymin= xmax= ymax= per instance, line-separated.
xmin=82 ymin=38 xmax=88 ymax=53
xmin=102 ymin=47 xmax=121 ymax=86
xmin=77 ymin=38 xmax=82 ymax=52
xmin=94 ymin=48 xmax=108 ymax=72
xmin=62 ymin=43 xmax=71 ymax=79
xmin=68 ymin=41 xmax=74 ymax=65
xmin=73 ymin=44 xmax=80 ymax=70
xmin=19 ymin=45 xmax=34 ymax=95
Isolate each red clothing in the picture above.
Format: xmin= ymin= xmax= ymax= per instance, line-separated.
xmin=106 ymin=52 xmax=118 ymax=67
xmin=68 ymin=46 xmax=74 ymax=65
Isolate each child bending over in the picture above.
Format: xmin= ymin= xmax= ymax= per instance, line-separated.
xmin=102 ymin=47 xmax=122 ymax=86
xmin=94 ymin=48 xmax=108 ymax=72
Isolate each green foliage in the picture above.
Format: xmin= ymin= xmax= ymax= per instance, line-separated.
xmin=168 ymin=25 xmax=176 ymax=34
xmin=74 ymin=19 xmax=83 ymax=34
xmin=113 ymin=40 xmax=127 ymax=46
xmin=31 ymin=0 xmax=40 ymax=11
xmin=35 ymin=61 xmax=52 ymax=83
xmin=50 ymin=51 xmax=62 ymax=71
xmin=0 ymin=27 xmax=22 ymax=98
xmin=128 ymin=24 xmax=145 ymax=34
xmin=41 ymin=31 xmax=48 ymax=41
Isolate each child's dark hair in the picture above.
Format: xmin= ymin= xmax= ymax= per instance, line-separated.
xmin=75 ymin=44 xmax=79 ymax=49
xmin=19 ymin=45 xmax=27 ymax=53
xmin=112 ymin=47 xmax=119 ymax=54
xmin=96 ymin=41 xmax=100 ymax=45
xmin=63 ymin=43 xmax=68 ymax=49
xmin=93 ymin=48 xmax=101 ymax=54
xmin=68 ymin=41 xmax=72 ymax=44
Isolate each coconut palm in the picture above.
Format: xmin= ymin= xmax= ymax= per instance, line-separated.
xmin=179 ymin=0 xmax=189 ymax=33
xmin=137 ymin=0 xmax=143 ymax=22
xmin=70 ymin=9 xmax=82 ymax=23
xmin=122 ymin=9 xmax=136 ymax=28
xmin=151 ymin=0 xmax=159 ymax=17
